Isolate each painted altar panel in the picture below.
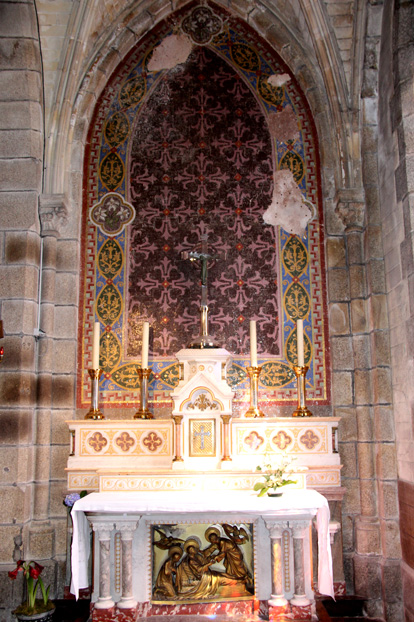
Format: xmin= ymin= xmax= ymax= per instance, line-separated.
xmin=78 ymin=1 xmax=330 ymax=414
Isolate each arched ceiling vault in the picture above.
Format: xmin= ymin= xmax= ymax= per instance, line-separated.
xmin=38 ymin=0 xmax=364 ymax=209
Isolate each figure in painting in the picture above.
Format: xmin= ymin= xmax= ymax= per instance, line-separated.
xmin=152 ymin=545 xmax=183 ymax=600
xmin=203 ymin=525 xmax=252 ymax=586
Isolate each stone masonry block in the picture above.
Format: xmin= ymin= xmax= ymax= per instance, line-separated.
xmin=354 ymin=369 xmax=372 ymax=405
xmin=331 ymin=336 xmax=354 ymax=370
xmin=2 ymin=299 xmax=37 ymax=335
xmin=352 ymin=334 xmax=371 ymax=368
xmin=357 ymin=442 xmax=375 ymax=478
xmin=5 ymin=231 xmax=40 ymax=265
xmin=0 ymin=159 xmax=42 ymax=192
xmin=355 ymin=519 xmax=382 ymax=557
xmin=370 ymin=295 xmax=389 ymax=330
xmin=28 ymin=526 xmax=54 ymax=560
xmin=329 ymin=302 xmax=350 ymax=334
xmin=0 ymin=264 xmax=39 ymax=299
xmin=53 ymin=306 xmax=78 ymax=340
xmin=0 ymin=409 xmax=33 ymax=445
xmin=54 ymin=272 xmax=79 ymax=305
xmin=0 ymin=3 xmax=38 ymax=38
xmin=332 ymin=370 xmax=353 ymax=406
xmin=328 ymin=268 xmax=350 ymax=301
xmin=52 ymin=340 xmax=77 ymax=374
xmin=50 ymin=445 xmax=71 ymax=482
xmin=0 ymin=372 xmax=37 ymax=407
xmin=346 ymin=231 xmax=363 ymax=264
xmin=1 ymin=335 xmax=36 ymax=371
xmin=351 ymin=298 xmax=369 ymax=333
xmin=50 ymin=481 xmax=71 ymax=518
xmin=51 ymin=410 xmax=73 ymax=445
xmin=56 ymin=239 xmax=80 ymax=271
xmin=0 ymin=129 xmax=42 ymax=159
xmin=0 ymin=38 xmax=40 ymax=71
xmin=339 ymin=442 xmax=358 ymax=478
xmin=356 ymin=406 xmax=374 ymax=441
xmin=381 ymin=520 xmax=402 ymax=561
xmin=336 ymin=407 xmax=357 ymax=442
xmin=35 ymin=445 xmax=51 ymax=482
xmin=374 ymin=405 xmax=395 ymax=442
xmin=378 ymin=480 xmax=399 ymax=519
xmin=371 ymin=330 xmax=391 ymax=366
xmin=349 ymin=265 xmax=367 ymax=298
xmin=342 ymin=478 xmax=361 ymax=514
xmin=0 ymin=191 xmax=39 ymax=230
xmin=51 ymin=374 xmax=75 ymax=409
xmin=326 ymin=236 xmax=346 ymax=268
xmin=0 ymin=526 xmax=22 ymax=564
xmin=0 ymin=486 xmax=24 ymax=522
xmin=371 ymin=366 xmax=392 ymax=404
xmin=376 ymin=442 xmax=398 ymax=480
xmin=0 ymin=70 xmax=42 ymax=103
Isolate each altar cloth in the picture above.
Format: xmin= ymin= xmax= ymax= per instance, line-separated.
xmin=70 ymin=489 xmax=333 ymax=600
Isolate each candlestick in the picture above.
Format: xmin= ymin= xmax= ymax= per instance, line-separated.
xmin=291 ymin=365 xmax=313 ymax=417
xmin=85 ymin=368 xmax=105 ymax=419
xmin=134 ymin=367 xmax=153 ymax=419
xmin=296 ymin=319 xmax=304 ymax=366
xmin=250 ymin=320 xmax=257 ymax=367
xmin=244 ymin=366 xmax=265 ymax=418
xmin=92 ymin=322 xmax=100 ymax=369
xmin=141 ymin=322 xmax=149 ymax=368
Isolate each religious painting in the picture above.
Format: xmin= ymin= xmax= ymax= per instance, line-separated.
xmin=151 ymin=522 xmax=255 ymax=604
xmin=78 ymin=0 xmax=330 ymax=412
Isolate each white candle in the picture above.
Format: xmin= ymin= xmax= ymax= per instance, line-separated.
xmin=250 ymin=320 xmax=257 ymax=367
xmin=297 ymin=319 xmax=304 ymax=366
xmin=92 ymin=321 xmax=100 ymax=369
xmin=141 ymin=321 xmax=149 ymax=368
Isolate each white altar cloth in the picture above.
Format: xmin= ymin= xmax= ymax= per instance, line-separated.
xmin=70 ymin=489 xmax=333 ymax=601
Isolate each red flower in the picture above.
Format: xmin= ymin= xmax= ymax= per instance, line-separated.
xmin=8 ymin=567 xmax=20 ymax=580
xmin=29 ymin=562 xmax=43 ymax=579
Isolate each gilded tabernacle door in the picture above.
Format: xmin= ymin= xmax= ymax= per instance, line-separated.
xmin=151 ymin=523 xmax=255 ymax=604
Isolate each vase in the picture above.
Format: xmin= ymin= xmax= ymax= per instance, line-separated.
xmin=267 ymin=490 xmax=283 ymax=497
xmin=13 ymin=607 xmax=55 ymax=621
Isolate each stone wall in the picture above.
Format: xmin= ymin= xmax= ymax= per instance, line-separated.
xmin=378 ymin=1 xmax=414 ymax=620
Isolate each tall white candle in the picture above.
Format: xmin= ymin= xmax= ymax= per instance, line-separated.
xmin=141 ymin=322 xmax=149 ymax=369
xmin=92 ymin=321 xmax=100 ymax=369
xmin=297 ymin=319 xmax=304 ymax=366
xmin=250 ymin=320 xmax=257 ymax=367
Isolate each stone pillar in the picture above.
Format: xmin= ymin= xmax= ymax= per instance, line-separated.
xmin=116 ymin=520 xmax=139 ymax=609
xmin=290 ymin=520 xmax=312 ymax=607
xmin=93 ymin=522 xmax=115 ymax=609
xmin=265 ymin=520 xmax=288 ymax=608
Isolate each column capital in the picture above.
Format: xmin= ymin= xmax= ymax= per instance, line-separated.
xmin=115 ymin=520 xmax=140 ymax=537
xmin=91 ymin=521 xmax=114 ymax=538
xmin=289 ymin=519 xmax=311 ymax=537
xmin=39 ymin=194 xmax=68 ymax=237
xmin=335 ymin=188 xmax=365 ymax=231
xmin=265 ymin=520 xmax=289 ymax=538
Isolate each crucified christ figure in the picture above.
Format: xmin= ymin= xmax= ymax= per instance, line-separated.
xmin=182 ymin=233 xmax=220 ymax=348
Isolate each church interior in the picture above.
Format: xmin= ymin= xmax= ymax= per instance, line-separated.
xmin=1 ymin=0 xmax=414 ymax=620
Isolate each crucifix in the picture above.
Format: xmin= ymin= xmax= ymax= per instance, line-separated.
xmin=194 ymin=424 xmax=211 ymax=450
xmin=182 ymin=233 xmax=221 ymax=348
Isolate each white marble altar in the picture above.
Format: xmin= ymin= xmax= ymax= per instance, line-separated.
xmin=71 ymin=489 xmax=333 ymax=616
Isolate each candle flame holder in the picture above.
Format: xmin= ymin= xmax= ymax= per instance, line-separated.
xmin=244 ymin=366 xmax=265 ymax=418
xmin=85 ymin=368 xmax=105 ymax=420
xmin=292 ymin=365 xmax=313 ymax=417
xmin=134 ymin=367 xmax=153 ymax=419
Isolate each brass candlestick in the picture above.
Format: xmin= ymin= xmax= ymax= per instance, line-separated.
xmin=292 ymin=365 xmax=313 ymax=417
xmin=85 ymin=368 xmax=105 ymax=419
xmin=244 ymin=366 xmax=265 ymax=418
xmin=134 ymin=367 xmax=153 ymax=419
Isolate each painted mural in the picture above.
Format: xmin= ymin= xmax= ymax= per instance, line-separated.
xmin=78 ymin=1 xmax=330 ymax=412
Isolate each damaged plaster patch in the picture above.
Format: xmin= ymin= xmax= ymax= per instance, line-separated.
xmin=268 ymin=106 xmax=300 ymax=143
xmin=148 ymin=34 xmax=193 ymax=72
xmin=263 ymin=169 xmax=314 ymax=237
xmin=268 ymin=73 xmax=291 ymax=87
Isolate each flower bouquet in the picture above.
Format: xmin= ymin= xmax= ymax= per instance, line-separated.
xmin=254 ymin=453 xmax=297 ymax=497
xmin=9 ymin=559 xmax=55 ymax=620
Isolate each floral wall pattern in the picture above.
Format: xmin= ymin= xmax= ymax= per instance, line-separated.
xmin=78 ymin=1 xmax=330 ymax=412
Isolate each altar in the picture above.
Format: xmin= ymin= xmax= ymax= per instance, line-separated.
xmin=71 ymin=489 xmax=333 ymax=621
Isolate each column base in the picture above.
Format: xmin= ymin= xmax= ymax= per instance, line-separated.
xmin=94 ymin=599 xmax=115 ymax=610
xmin=117 ymin=599 xmax=137 ymax=609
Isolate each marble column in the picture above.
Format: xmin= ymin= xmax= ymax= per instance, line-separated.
xmin=265 ymin=520 xmax=288 ymax=607
xmin=220 ymin=414 xmax=232 ymax=462
xmin=93 ymin=522 xmax=115 ymax=609
xmin=290 ymin=520 xmax=312 ymax=606
xmin=172 ymin=415 xmax=184 ymax=463
xmin=116 ymin=520 xmax=139 ymax=609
